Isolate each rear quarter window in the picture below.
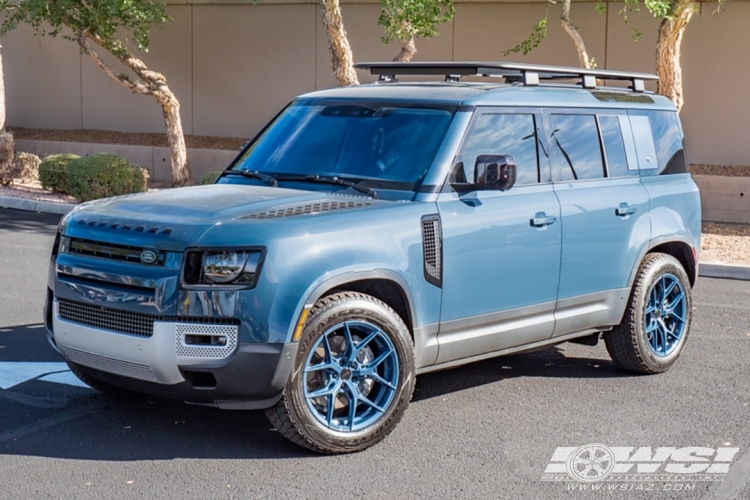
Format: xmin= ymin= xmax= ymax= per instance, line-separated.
xmin=628 ymin=110 xmax=686 ymax=175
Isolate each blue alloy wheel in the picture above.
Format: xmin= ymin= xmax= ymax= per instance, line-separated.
xmin=643 ymin=273 xmax=687 ymax=357
xmin=303 ymin=320 xmax=399 ymax=432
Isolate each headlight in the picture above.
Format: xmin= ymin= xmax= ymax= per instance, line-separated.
xmin=183 ymin=249 xmax=264 ymax=287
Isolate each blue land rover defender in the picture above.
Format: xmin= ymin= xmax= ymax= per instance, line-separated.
xmin=45 ymin=62 xmax=700 ymax=454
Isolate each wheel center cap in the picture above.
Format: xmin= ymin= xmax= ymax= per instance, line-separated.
xmin=341 ymin=368 xmax=352 ymax=381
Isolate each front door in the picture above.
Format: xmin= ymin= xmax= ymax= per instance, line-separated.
xmin=436 ymin=109 xmax=562 ymax=364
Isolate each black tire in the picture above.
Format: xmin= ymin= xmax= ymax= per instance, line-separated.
xmin=605 ymin=253 xmax=692 ymax=374
xmin=66 ymin=360 xmax=139 ymax=398
xmin=266 ymin=291 xmax=416 ymax=454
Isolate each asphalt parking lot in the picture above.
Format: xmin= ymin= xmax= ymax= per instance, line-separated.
xmin=0 ymin=207 xmax=748 ymax=499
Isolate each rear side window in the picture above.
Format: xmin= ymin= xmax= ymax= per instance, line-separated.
xmin=598 ymin=116 xmax=634 ymax=178
xmin=549 ymin=114 xmax=605 ymax=181
xmin=628 ymin=110 xmax=686 ymax=175
xmin=458 ymin=113 xmax=539 ymax=185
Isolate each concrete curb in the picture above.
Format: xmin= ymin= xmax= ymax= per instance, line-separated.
xmin=699 ymin=263 xmax=750 ymax=281
xmin=0 ymin=195 xmax=76 ymax=215
xmin=2 ymin=195 xmax=750 ymax=282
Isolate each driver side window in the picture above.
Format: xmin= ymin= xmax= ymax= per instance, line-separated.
xmin=455 ymin=113 xmax=540 ymax=185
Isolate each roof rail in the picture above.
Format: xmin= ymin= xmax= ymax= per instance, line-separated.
xmin=354 ymin=61 xmax=658 ymax=93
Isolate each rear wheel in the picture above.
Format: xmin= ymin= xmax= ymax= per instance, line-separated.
xmin=605 ymin=253 xmax=692 ymax=374
xmin=266 ymin=292 xmax=415 ymax=454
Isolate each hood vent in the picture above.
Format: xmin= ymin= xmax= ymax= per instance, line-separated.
xmin=240 ymin=200 xmax=374 ymax=220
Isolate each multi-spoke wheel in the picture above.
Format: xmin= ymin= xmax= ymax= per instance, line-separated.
xmin=643 ymin=273 xmax=687 ymax=357
xmin=266 ymin=292 xmax=415 ymax=454
xmin=605 ymin=253 xmax=692 ymax=374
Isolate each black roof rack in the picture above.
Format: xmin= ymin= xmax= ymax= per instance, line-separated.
xmin=354 ymin=61 xmax=658 ymax=93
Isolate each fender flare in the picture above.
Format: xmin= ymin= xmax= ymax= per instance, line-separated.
xmin=282 ymin=268 xmax=419 ymax=344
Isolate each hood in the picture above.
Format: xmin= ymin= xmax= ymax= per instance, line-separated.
xmin=61 ymin=184 xmax=382 ymax=251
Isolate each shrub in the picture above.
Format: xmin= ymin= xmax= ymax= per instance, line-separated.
xmin=14 ymin=152 xmax=41 ymax=183
xmin=131 ymin=165 xmax=150 ymax=192
xmin=200 ymin=171 xmax=222 ymax=185
xmin=39 ymin=154 xmax=80 ymax=193
xmin=1 ymin=149 xmax=41 ymax=186
xmin=0 ymin=131 xmax=14 ymax=186
xmin=65 ymin=153 xmax=147 ymax=202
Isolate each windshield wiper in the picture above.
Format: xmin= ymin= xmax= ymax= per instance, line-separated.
xmin=300 ymin=174 xmax=378 ymax=199
xmin=223 ymin=170 xmax=278 ymax=187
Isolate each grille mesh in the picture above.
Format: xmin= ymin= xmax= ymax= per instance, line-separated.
xmin=59 ymin=298 xmax=155 ymax=337
xmin=421 ymin=216 xmax=442 ymax=285
xmin=57 ymin=298 xmax=240 ymax=338
xmin=64 ymin=346 xmax=158 ymax=382
xmin=175 ymin=324 xmax=238 ymax=359
xmin=240 ymin=200 xmax=373 ymax=219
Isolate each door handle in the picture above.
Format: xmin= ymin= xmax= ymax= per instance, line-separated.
xmin=530 ymin=212 xmax=557 ymax=228
xmin=615 ymin=203 xmax=637 ymax=217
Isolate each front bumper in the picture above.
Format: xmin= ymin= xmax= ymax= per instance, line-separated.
xmin=46 ymin=299 xmax=296 ymax=409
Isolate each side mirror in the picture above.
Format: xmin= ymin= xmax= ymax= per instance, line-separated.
xmin=475 ymin=155 xmax=516 ymax=192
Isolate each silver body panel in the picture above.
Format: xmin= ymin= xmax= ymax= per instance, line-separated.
xmin=52 ymin=301 xmax=238 ymax=385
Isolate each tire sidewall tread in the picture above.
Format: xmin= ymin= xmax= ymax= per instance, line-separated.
xmin=605 ymin=253 xmax=692 ymax=374
xmin=266 ymin=291 xmax=416 ymax=454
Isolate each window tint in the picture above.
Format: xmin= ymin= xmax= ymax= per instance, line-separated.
xmin=235 ymin=102 xmax=454 ymax=186
xmin=549 ymin=114 xmax=605 ymax=181
xmin=598 ymin=116 xmax=634 ymax=178
xmin=628 ymin=110 xmax=686 ymax=175
xmin=459 ymin=113 xmax=539 ymax=185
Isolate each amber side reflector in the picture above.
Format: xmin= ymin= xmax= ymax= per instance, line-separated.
xmin=292 ymin=309 xmax=311 ymax=341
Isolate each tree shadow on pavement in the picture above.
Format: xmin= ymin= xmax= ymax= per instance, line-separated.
xmin=0 ymin=208 xmax=61 ymax=233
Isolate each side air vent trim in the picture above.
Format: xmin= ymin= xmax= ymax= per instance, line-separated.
xmin=421 ymin=215 xmax=442 ymax=287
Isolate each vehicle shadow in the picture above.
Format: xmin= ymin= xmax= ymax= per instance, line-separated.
xmin=0 ymin=323 xmax=630 ymax=462
xmin=412 ymin=344 xmax=631 ymax=403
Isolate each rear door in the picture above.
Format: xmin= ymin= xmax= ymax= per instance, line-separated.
xmin=436 ymin=108 xmax=562 ymax=363
xmin=546 ymin=109 xmax=651 ymax=337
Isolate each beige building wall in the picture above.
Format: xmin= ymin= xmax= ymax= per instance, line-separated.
xmin=2 ymin=0 xmax=748 ymax=166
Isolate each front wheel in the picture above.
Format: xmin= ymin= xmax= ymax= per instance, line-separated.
xmin=266 ymin=292 xmax=415 ymax=454
xmin=605 ymin=253 xmax=692 ymax=374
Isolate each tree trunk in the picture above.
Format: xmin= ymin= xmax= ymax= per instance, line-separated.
xmin=0 ymin=42 xmax=6 ymax=130
xmin=393 ymin=36 xmax=417 ymax=62
xmin=0 ymin=42 xmax=14 ymax=175
xmin=655 ymin=0 xmax=695 ymax=112
xmin=78 ymin=36 xmax=192 ymax=186
xmin=560 ymin=0 xmax=591 ymax=69
xmin=320 ymin=0 xmax=359 ymax=86
xmin=158 ymin=94 xmax=190 ymax=186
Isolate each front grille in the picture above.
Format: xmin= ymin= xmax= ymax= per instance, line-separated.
xmin=64 ymin=346 xmax=158 ymax=382
xmin=57 ymin=298 xmax=239 ymax=338
xmin=59 ymin=298 xmax=155 ymax=337
xmin=240 ymin=200 xmax=373 ymax=219
xmin=67 ymin=237 xmax=165 ymax=266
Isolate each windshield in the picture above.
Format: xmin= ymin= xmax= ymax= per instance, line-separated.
xmin=232 ymin=101 xmax=455 ymax=189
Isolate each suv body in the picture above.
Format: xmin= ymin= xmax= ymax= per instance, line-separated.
xmin=44 ymin=63 xmax=700 ymax=453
